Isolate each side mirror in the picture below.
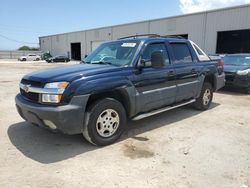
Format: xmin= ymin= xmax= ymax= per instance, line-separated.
xmin=134 ymin=59 xmax=146 ymax=74
xmin=137 ymin=59 xmax=146 ymax=70
xmin=151 ymin=51 xmax=165 ymax=68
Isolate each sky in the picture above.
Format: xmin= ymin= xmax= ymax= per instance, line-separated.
xmin=0 ymin=0 xmax=249 ymax=50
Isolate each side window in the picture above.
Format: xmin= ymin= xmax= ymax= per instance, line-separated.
xmin=142 ymin=43 xmax=170 ymax=67
xmin=170 ymin=43 xmax=193 ymax=64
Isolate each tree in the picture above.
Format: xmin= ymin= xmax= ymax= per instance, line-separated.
xmin=18 ymin=46 xmax=39 ymax=51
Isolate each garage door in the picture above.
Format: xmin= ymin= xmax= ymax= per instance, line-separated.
xmin=216 ymin=29 xmax=250 ymax=54
xmin=91 ymin=41 xmax=105 ymax=51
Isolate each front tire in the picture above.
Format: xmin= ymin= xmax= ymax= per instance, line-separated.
xmin=194 ymin=82 xmax=213 ymax=110
xmin=83 ymin=98 xmax=126 ymax=146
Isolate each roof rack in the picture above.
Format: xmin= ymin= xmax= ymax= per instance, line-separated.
xmin=161 ymin=35 xmax=184 ymax=39
xmin=118 ymin=34 xmax=161 ymax=40
xmin=118 ymin=34 xmax=186 ymax=40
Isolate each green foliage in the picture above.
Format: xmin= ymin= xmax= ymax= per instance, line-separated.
xmin=18 ymin=46 xmax=39 ymax=51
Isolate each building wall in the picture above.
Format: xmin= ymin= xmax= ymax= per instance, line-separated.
xmin=39 ymin=4 xmax=250 ymax=58
xmin=204 ymin=5 xmax=250 ymax=53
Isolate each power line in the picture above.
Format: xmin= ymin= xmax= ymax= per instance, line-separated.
xmin=0 ymin=33 xmax=38 ymax=45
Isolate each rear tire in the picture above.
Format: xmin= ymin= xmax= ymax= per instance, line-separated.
xmin=194 ymin=82 xmax=213 ymax=110
xmin=22 ymin=58 xmax=26 ymax=61
xmin=83 ymin=98 xmax=126 ymax=146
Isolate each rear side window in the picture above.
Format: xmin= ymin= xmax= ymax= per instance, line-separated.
xmin=170 ymin=43 xmax=193 ymax=64
xmin=194 ymin=44 xmax=204 ymax=55
xmin=142 ymin=43 xmax=170 ymax=67
xmin=191 ymin=41 xmax=210 ymax=61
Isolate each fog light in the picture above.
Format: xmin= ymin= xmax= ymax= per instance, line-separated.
xmin=43 ymin=120 xmax=57 ymax=130
xmin=42 ymin=94 xmax=62 ymax=103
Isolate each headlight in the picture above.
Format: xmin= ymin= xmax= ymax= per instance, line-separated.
xmin=44 ymin=82 xmax=69 ymax=89
xmin=42 ymin=82 xmax=69 ymax=103
xmin=236 ymin=69 xmax=250 ymax=76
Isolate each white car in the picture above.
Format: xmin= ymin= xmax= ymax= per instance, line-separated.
xmin=18 ymin=54 xmax=41 ymax=61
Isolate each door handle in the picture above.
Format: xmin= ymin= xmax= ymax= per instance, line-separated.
xmin=168 ymin=71 xmax=175 ymax=77
xmin=191 ymin=68 xmax=196 ymax=73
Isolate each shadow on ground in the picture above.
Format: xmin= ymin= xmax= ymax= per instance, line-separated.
xmin=218 ymin=87 xmax=249 ymax=96
xmin=8 ymin=103 xmax=219 ymax=164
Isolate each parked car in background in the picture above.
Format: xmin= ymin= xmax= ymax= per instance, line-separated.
xmin=223 ymin=54 xmax=250 ymax=93
xmin=41 ymin=52 xmax=52 ymax=60
xmin=46 ymin=56 xmax=70 ymax=63
xmin=15 ymin=35 xmax=225 ymax=146
xmin=18 ymin=54 xmax=41 ymax=61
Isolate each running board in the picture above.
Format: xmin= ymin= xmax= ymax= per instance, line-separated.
xmin=132 ymin=99 xmax=196 ymax=121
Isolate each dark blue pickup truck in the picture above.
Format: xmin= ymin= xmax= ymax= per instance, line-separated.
xmin=15 ymin=35 xmax=225 ymax=146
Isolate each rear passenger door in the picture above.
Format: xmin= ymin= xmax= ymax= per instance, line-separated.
xmin=169 ymin=42 xmax=199 ymax=102
xmin=133 ymin=42 xmax=177 ymax=113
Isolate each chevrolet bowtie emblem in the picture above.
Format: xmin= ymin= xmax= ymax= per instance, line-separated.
xmin=23 ymin=85 xmax=30 ymax=93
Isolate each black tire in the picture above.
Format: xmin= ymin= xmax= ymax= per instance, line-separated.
xmin=36 ymin=58 xmax=40 ymax=61
xmin=194 ymin=82 xmax=213 ymax=110
xmin=22 ymin=58 xmax=26 ymax=61
xmin=83 ymin=98 xmax=126 ymax=146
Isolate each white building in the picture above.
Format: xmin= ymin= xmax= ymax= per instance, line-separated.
xmin=39 ymin=4 xmax=250 ymax=60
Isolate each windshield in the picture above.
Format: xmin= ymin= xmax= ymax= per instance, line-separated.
xmin=84 ymin=41 xmax=139 ymax=66
xmin=224 ymin=55 xmax=250 ymax=66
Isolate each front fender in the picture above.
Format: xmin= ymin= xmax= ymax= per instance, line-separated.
xmin=74 ymin=77 xmax=137 ymax=117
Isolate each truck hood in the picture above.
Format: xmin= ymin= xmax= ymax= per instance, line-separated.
xmin=224 ymin=65 xmax=250 ymax=73
xmin=23 ymin=64 xmax=123 ymax=83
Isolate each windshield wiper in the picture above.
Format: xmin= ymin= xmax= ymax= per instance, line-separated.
xmin=80 ymin=60 xmax=90 ymax=64
xmin=92 ymin=61 xmax=113 ymax=65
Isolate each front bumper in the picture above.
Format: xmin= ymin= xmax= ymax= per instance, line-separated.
xmin=225 ymin=73 xmax=250 ymax=88
xmin=15 ymin=94 xmax=89 ymax=134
